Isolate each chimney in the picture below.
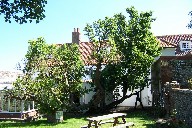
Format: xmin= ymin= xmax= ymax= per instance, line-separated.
xmin=72 ymin=28 xmax=80 ymax=44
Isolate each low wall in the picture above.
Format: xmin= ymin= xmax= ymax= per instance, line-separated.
xmin=166 ymin=86 xmax=192 ymax=126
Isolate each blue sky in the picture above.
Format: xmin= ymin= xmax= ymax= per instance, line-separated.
xmin=0 ymin=0 xmax=192 ymax=71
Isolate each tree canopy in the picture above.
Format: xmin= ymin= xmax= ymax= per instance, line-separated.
xmin=102 ymin=7 xmax=161 ymax=110
xmin=188 ymin=11 xmax=192 ymax=28
xmin=84 ymin=6 xmax=161 ymax=111
xmin=104 ymin=7 xmax=161 ymax=91
xmin=10 ymin=38 xmax=85 ymax=114
xmin=0 ymin=0 xmax=47 ymax=24
xmin=84 ymin=17 xmax=119 ymax=110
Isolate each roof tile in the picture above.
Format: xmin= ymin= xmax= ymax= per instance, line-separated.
xmin=157 ymin=34 xmax=192 ymax=56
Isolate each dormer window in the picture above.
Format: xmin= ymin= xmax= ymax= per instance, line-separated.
xmin=179 ymin=41 xmax=192 ymax=51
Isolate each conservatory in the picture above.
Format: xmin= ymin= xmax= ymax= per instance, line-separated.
xmin=0 ymin=78 xmax=39 ymax=121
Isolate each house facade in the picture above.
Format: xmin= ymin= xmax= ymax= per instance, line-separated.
xmin=155 ymin=34 xmax=192 ymax=89
xmin=157 ymin=34 xmax=192 ymax=56
xmin=70 ymin=28 xmax=192 ymax=107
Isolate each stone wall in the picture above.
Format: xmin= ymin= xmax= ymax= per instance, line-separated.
xmin=159 ymin=58 xmax=192 ymax=89
xmin=171 ymin=88 xmax=192 ymax=126
xmin=164 ymin=83 xmax=192 ymax=126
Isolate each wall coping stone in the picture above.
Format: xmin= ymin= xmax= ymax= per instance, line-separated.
xmin=172 ymin=88 xmax=192 ymax=94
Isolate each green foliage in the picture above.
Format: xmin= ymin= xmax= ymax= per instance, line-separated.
xmin=84 ymin=17 xmax=118 ymax=65
xmin=84 ymin=6 xmax=161 ymax=110
xmin=11 ymin=37 xmax=85 ymax=114
xmin=102 ymin=6 xmax=161 ymax=94
xmin=188 ymin=11 xmax=192 ymax=28
xmin=84 ymin=16 xmax=119 ymax=109
xmin=0 ymin=0 xmax=47 ymax=24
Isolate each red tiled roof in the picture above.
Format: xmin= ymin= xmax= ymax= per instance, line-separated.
xmin=79 ymin=42 xmax=93 ymax=65
xmin=55 ymin=42 xmax=106 ymax=65
xmin=79 ymin=41 xmax=110 ymax=65
xmin=55 ymin=34 xmax=192 ymax=64
xmin=157 ymin=34 xmax=192 ymax=55
xmin=157 ymin=38 xmax=177 ymax=48
xmin=157 ymin=34 xmax=192 ymax=45
xmin=176 ymin=50 xmax=192 ymax=56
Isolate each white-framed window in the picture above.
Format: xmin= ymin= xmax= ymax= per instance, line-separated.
xmin=179 ymin=41 xmax=192 ymax=51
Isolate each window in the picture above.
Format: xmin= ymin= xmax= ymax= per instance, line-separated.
xmin=182 ymin=42 xmax=189 ymax=49
xmin=180 ymin=41 xmax=192 ymax=51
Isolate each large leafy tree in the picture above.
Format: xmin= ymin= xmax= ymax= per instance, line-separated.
xmin=102 ymin=7 xmax=161 ymax=110
xmin=84 ymin=18 xmax=118 ymax=111
xmin=85 ymin=7 xmax=161 ymax=111
xmin=9 ymin=37 xmax=85 ymax=115
xmin=0 ymin=0 xmax=47 ymax=24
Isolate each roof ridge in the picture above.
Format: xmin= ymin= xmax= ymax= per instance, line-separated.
xmin=156 ymin=34 xmax=192 ymax=37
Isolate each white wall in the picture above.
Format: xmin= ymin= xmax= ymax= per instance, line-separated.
xmin=116 ymin=85 xmax=138 ymax=106
xmin=114 ymin=86 xmax=152 ymax=107
xmin=80 ymin=83 xmax=152 ymax=107
xmin=161 ymin=48 xmax=175 ymax=56
xmin=80 ymin=82 xmax=113 ymax=105
xmin=141 ymin=86 xmax=152 ymax=106
xmin=155 ymin=47 xmax=176 ymax=60
xmin=80 ymin=82 xmax=95 ymax=105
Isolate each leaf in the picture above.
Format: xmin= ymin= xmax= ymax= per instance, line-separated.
xmin=12 ymin=38 xmax=85 ymax=114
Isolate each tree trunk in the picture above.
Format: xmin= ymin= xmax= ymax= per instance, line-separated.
xmin=103 ymin=93 xmax=134 ymax=111
xmin=88 ymin=63 xmax=105 ymax=112
xmin=47 ymin=113 xmax=57 ymax=123
xmin=102 ymin=88 xmax=144 ymax=112
xmin=47 ymin=111 xmax=63 ymax=123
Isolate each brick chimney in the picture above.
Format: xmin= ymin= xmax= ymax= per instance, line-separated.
xmin=72 ymin=28 xmax=80 ymax=44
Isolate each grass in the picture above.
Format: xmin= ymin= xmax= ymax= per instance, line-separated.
xmin=0 ymin=109 xmax=156 ymax=128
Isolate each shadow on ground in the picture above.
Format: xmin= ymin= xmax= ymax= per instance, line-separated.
xmin=0 ymin=107 xmax=158 ymax=128
xmin=0 ymin=119 xmax=66 ymax=127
